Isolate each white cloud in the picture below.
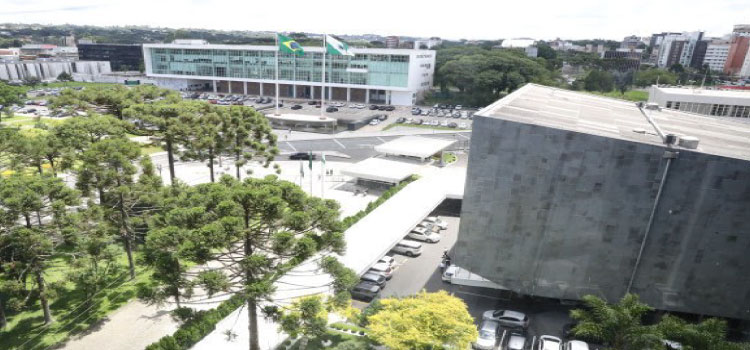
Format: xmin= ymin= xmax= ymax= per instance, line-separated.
xmin=0 ymin=0 xmax=748 ymax=40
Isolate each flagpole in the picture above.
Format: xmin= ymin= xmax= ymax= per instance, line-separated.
xmin=275 ymin=33 xmax=280 ymax=116
xmin=310 ymin=150 xmax=314 ymax=195
xmin=299 ymin=161 xmax=303 ymax=188
xmin=320 ymin=34 xmax=326 ymax=119
xmin=321 ymin=153 xmax=325 ymax=199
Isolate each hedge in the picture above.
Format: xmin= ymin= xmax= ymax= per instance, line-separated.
xmin=144 ymin=295 xmax=245 ymax=350
xmin=340 ymin=175 xmax=419 ymax=229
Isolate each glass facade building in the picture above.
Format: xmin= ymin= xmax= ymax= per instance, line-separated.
xmin=147 ymin=47 xmax=409 ymax=88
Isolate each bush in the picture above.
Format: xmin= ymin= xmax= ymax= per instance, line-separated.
xmin=144 ymin=295 xmax=245 ymax=350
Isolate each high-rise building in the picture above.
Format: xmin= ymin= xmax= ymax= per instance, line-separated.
xmin=689 ymin=40 xmax=708 ymax=69
xmin=703 ymin=39 xmax=731 ymax=72
xmin=654 ymin=32 xmax=704 ymax=68
xmin=733 ymin=24 xmax=750 ymax=37
xmin=621 ymin=35 xmax=641 ymax=50
xmin=142 ymin=41 xmax=435 ymax=105
xmin=455 ymin=83 xmax=750 ymax=321
xmin=385 ymin=36 xmax=400 ymax=49
xmin=724 ymin=36 xmax=750 ymax=76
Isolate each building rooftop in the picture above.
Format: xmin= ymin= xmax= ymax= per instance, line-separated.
xmin=654 ymin=86 xmax=750 ymax=98
xmin=478 ymin=84 xmax=750 ymax=161
xmin=143 ymin=42 xmax=434 ymax=54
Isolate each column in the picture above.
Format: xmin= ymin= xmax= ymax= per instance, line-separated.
xmin=228 ymin=81 xmax=232 ymax=94
xmin=328 ymin=86 xmax=333 ymax=100
xmin=293 ymin=85 xmax=297 ymax=98
xmin=346 ymin=87 xmax=351 ymax=102
xmin=243 ymin=81 xmax=247 ymax=95
xmin=365 ymin=89 xmax=370 ymax=104
xmin=386 ymin=90 xmax=391 ymax=105
xmin=212 ymin=80 xmax=217 ymax=93
xmin=260 ymin=83 xmax=264 ymax=96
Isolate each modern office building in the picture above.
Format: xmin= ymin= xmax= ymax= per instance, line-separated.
xmin=648 ymin=85 xmax=750 ymax=118
xmin=455 ymin=83 xmax=750 ymax=320
xmin=602 ymin=49 xmax=642 ymax=71
xmin=655 ymin=32 xmax=704 ymax=68
xmin=703 ymin=40 xmax=731 ymax=72
xmin=143 ymin=40 xmax=435 ymax=105
xmin=385 ymin=36 xmax=400 ymax=49
xmin=689 ymin=40 xmax=708 ymax=69
xmin=621 ymin=35 xmax=641 ymax=50
xmin=78 ymin=43 xmax=144 ymax=71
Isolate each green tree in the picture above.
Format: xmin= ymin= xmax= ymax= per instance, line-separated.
xmin=367 ymin=290 xmax=478 ymax=350
xmin=222 ymin=106 xmax=277 ymax=180
xmin=0 ymin=81 xmax=23 ymax=123
xmin=146 ymin=175 xmax=349 ymax=350
xmin=570 ymin=294 xmax=662 ymax=350
xmin=76 ymin=137 xmax=142 ymax=278
xmin=56 ymin=72 xmax=73 ymax=82
xmin=279 ymin=295 xmax=329 ymax=349
xmin=658 ymin=315 xmax=749 ymax=350
xmin=583 ymin=70 xmax=615 ymax=92
xmin=634 ymin=69 xmax=678 ymax=87
xmin=0 ymin=174 xmax=79 ymax=325
xmin=177 ymin=102 xmax=227 ymax=182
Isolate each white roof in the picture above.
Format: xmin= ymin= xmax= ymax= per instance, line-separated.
xmin=655 ymin=86 xmax=750 ymax=98
xmin=502 ymin=39 xmax=536 ymax=48
xmin=374 ymin=136 xmax=456 ymax=159
xmin=340 ymin=158 xmax=421 ymax=183
xmin=266 ymin=113 xmax=336 ymax=123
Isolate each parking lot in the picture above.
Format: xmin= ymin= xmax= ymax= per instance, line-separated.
xmin=353 ymin=208 xmax=585 ymax=350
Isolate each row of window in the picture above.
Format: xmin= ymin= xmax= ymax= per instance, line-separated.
xmin=665 ymin=101 xmax=750 ymax=118
xmin=153 ymin=48 xmax=410 ymax=62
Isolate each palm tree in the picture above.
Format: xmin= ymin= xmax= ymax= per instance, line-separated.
xmin=658 ymin=315 xmax=750 ymax=350
xmin=570 ymin=294 xmax=662 ymax=350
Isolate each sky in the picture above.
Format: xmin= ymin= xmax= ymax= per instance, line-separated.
xmin=0 ymin=0 xmax=749 ymax=41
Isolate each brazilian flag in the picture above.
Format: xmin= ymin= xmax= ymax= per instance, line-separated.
xmin=278 ymin=34 xmax=304 ymax=56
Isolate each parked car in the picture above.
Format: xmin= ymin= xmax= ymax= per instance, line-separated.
xmin=442 ymin=265 xmax=458 ymax=282
xmin=407 ymin=227 xmax=440 ymax=243
xmin=411 ymin=108 xmax=422 ymax=116
xmin=378 ymin=256 xmax=395 ymax=266
xmin=423 ymin=216 xmax=448 ymax=230
xmin=368 ymin=262 xmax=394 ymax=280
xmin=563 ymin=340 xmax=589 ymax=350
xmin=455 ymin=105 xmax=463 ymax=110
xmin=538 ymin=336 xmax=562 ymax=350
xmin=369 ymin=104 xmax=380 ymax=110
xmin=384 ymin=105 xmax=395 ymax=111
xmin=396 ymin=117 xmax=406 ymax=123
xmin=505 ymin=332 xmax=528 ymax=350
xmin=291 ymin=104 xmax=302 ymax=110
xmin=377 ymin=114 xmax=388 ymax=121
xmin=369 ymin=119 xmax=380 ymax=126
xmin=391 ymin=240 xmax=422 ymax=257
xmin=474 ymin=320 xmax=501 ymax=350
xmin=483 ymin=310 xmax=529 ymax=329
xmin=459 ymin=122 xmax=468 ymax=129
xmin=351 ymin=281 xmax=380 ymax=302
xmin=308 ymin=100 xmax=318 ymax=105
xmin=289 ymin=152 xmax=315 ymax=160
xmin=448 ymin=122 xmax=458 ymax=128
xmin=360 ymin=271 xmax=387 ymax=287
xmin=416 ymin=221 xmax=437 ymax=232
xmin=440 ymin=120 xmax=449 ymax=127
xmin=326 ymin=107 xmax=338 ymax=113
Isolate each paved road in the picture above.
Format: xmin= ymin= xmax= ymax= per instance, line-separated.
xmin=275 ymin=132 xmax=471 ymax=163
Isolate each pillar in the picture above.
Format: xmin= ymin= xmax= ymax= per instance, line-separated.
xmin=365 ymin=89 xmax=370 ymax=104
xmin=311 ymin=85 xmax=315 ymax=100
xmin=328 ymin=86 xmax=333 ymax=100
xmin=228 ymin=81 xmax=232 ymax=94
xmin=346 ymin=87 xmax=351 ymax=102
xmin=212 ymin=80 xmax=217 ymax=93
xmin=243 ymin=81 xmax=247 ymax=95
xmin=260 ymin=83 xmax=264 ymax=96
xmin=293 ymin=85 xmax=297 ymax=98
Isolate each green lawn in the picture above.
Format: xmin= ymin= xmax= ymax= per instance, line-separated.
xmin=586 ymin=90 xmax=649 ymax=102
xmin=383 ymin=123 xmax=470 ymax=131
xmin=0 ymin=250 xmax=152 ymax=350
xmin=21 ymin=82 xmax=119 ymax=92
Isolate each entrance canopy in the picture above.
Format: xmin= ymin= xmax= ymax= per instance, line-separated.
xmin=341 ymin=157 xmax=421 ymax=184
xmin=374 ymin=135 xmax=457 ymax=160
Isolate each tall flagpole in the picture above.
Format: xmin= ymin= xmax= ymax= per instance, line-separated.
xmin=321 ymin=153 xmax=325 ymax=199
xmin=320 ymin=34 xmax=326 ymax=119
xmin=275 ymin=33 xmax=280 ymax=116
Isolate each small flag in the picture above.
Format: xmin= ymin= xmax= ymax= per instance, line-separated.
xmin=308 ymin=151 xmax=313 ymax=170
xmin=321 ymin=153 xmax=326 ymax=166
xmin=326 ymin=35 xmax=354 ymax=56
xmin=299 ymin=161 xmax=304 ymax=178
xmin=278 ymin=34 xmax=305 ymax=56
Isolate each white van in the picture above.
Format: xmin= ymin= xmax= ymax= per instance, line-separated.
xmin=391 ymin=240 xmax=423 ymax=257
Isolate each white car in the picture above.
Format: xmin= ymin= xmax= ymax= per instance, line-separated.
xmin=369 ymin=262 xmax=394 ymax=279
xmin=423 ymin=216 xmax=448 ymax=230
xmin=378 ymin=256 xmax=394 ymax=266
xmin=564 ymin=340 xmax=589 ymax=350
xmin=474 ymin=320 xmax=500 ymax=349
xmin=538 ymin=335 xmax=562 ymax=350
xmin=369 ymin=119 xmax=380 ymax=126
xmin=440 ymin=120 xmax=449 ymax=127
xmin=407 ymin=227 xmax=440 ymax=243
xmin=459 ymin=122 xmax=468 ymax=129
xmin=442 ymin=265 xmax=458 ymax=282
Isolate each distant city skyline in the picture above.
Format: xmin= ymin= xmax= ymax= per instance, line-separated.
xmin=0 ymin=0 xmax=749 ymax=41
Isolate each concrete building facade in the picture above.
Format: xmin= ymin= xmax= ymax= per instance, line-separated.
xmin=0 ymin=60 xmax=111 ymax=82
xmin=649 ymin=86 xmax=750 ymax=118
xmin=143 ymin=41 xmax=435 ymax=106
xmin=724 ymin=36 xmax=750 ymax=76
xmin=455 ymin=84 xmax=750 ymax=320
xmin=703 ymin=40 xmax=731 ymax=72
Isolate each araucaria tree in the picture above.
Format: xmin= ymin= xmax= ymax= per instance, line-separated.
xmin=0 ymin=174 xmax=79 ymax=325
xmin=145 ymin=175 xmax=347 ymax=350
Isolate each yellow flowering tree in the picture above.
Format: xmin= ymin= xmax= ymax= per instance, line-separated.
xmin=367 ymin=290 xmax=477 ymax=350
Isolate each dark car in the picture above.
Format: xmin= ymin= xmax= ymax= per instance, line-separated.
xmin=448 ymin=122 xmax=458 ymax=128
xmin=397 ymin=117 xmax=406 ymax=123
xmin=377 ymin=106 xmax=387 ymax=111
xmin=291 ymin=104 xmax=302 ymax=110
xmin=289 ymin=152 xmax=316 ymax=160
xmin=326 ymin=107 xmax=338 ymax=113
xmin=411 ymin=109 xmax=421 ymax=116
xmin=360 ymin=272 xmax=387 ymax=287
xmin=369 ymin=104 xmax=380 ymax=110
xmin=384 ymin=105 xmax=395 ymax=111
xmin=351 ymin=281 xmax=380 ymax=302
xmin=377 ymin=114 xmax=388 ymax=121
xmin=307 ymin=100 xmax=317 ymax=105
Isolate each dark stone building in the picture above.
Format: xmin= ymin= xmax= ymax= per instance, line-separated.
xmin=78 ymin=43 xmax=143 ymax=71
xmin=455 ymin=84 xmax=750 ymax=320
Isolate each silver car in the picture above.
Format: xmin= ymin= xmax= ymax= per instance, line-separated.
xmin=538 ymin=335 xmax=562 ymax=350
xmin=505 ymin=332 xmax=527 ymax=350
xmin=474 ymin=320 xmax=500 ymax=349
xmin=482 ymin=309 xmax=529 ymax=329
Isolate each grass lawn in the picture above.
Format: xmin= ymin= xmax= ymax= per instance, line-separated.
xmin=382 ymin=123 xmax=469 ymax=132
xmin=0 ymin=250 xmax=153 ymax=350
xmin=21 ymin=82 xmax=119 ymax=92
xmin=0 ymin=115 xmax=64 ymax=129
xmin=586 ymin=90 xmax=649 ymax=102
xmin=139 ymin=145 xmax=164 ymax=155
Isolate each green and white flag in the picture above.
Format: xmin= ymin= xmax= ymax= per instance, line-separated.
xmin=308 ymin=151 xmax=314 ymax=170
xmin=278 ymin=33 xmax=305 ymax=56
xmin=321 ymin=153 xmax=326 ymax=166
xmin=299 ymin=161 xmax=304 ymax=178
xmin=326 ymin=35 xmax=354 ymax=56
